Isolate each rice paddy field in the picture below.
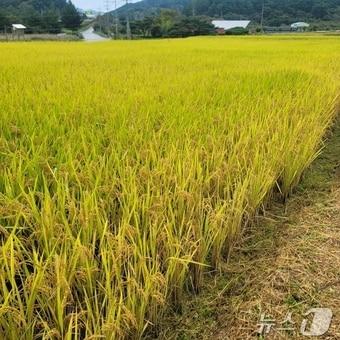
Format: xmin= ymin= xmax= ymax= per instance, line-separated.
xmin=0 ymin=36 xmax=339 ymax=339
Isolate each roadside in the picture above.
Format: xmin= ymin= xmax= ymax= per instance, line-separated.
xmin=156 ymin=118 xmax=340 ymax=339
xmin=0 ymin=21 xmax=95 ymax=42
xmin=0 ymin=26 xmax=108 ymax=42
xmin=0 ymin=33 xmax=80 ymax=42
xmin=81 ymin=27 xmax=109 ymax=42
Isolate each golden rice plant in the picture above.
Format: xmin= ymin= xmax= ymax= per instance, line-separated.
xmin=0 ymin=36 xmax=339 ymax=339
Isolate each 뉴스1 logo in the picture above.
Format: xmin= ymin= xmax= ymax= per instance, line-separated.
xmin=257 ymin=308 xmax=333 ymax=337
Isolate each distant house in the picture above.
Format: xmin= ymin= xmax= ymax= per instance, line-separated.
xmin=212 ymin=20 xmax=251 ymax=34
xmin=291 ymin=22 xmax=310 ymax=31
xmin=12 ymin=24 xmax=26 ymax=32
xmin=12 ymin=24 xmax=26 ymax=39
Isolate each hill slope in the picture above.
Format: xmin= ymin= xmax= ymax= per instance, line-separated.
xmin=115 ymin=0 xmax=340 ymax=26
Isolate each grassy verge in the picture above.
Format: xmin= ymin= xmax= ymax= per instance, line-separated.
xmin=0 ymin=34 xmax=80 ymax=41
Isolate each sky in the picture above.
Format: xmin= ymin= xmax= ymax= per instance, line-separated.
xmin=73 ymin=0 xmax=139 ymax=11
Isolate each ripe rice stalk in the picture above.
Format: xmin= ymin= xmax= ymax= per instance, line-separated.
xmin=0 ymin=36 xmax=339 ymax=339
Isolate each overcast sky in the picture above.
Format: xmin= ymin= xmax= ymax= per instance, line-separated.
xmin=73 ymin=0 xmax=139 ymax=11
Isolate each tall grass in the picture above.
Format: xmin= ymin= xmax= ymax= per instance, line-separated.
xmin=0 ymin=36 xmax=339 ymax=339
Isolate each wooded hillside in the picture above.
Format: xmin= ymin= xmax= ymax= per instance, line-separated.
xmin=115 ymin=0 xmax=340 ymax=27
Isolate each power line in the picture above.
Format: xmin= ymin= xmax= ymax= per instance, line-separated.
xmin=260 ymin=0 xmax=265 ymax=32
xmin=104 ymin=0 xmax=113 ymax=13
xmin=103 ymin=0 xmax=113 ymax=28
xmin=114 ymin=0 xmax=119 ymax=38
xmin=126 ymin=0 xmax=131 ymax=39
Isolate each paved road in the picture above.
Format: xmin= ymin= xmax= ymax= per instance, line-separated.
xmin=82 ymin=27 xmax=108 ymax=42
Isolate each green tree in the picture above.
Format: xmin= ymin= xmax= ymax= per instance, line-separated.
xmin=0 ymin=0 xmax=69 ymax=33
xmin=158 ymin=9 xmax=179 ymax=36
xmin=169 ymin=16 xmax=214 ymax=37
xmin=42 ymin=10 xmax=62 ymax=33
xmin=131 ymin=16 xmax=161 ymax=37
xmin=61 ymin=1 xmax=81 ymax=30
xmin=151 ymin=23 xmax=162 ymax=37
xmin=0 ymin=10 xmax=10 ymax=30
xmin=312 ymin=4 xmax=328 ymax=19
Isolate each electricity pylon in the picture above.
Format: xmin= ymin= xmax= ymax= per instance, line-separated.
xmin=126 ymin=0 xmax=131 ymax=39
xmin=104 ymin=0 xmax=113 ymax=34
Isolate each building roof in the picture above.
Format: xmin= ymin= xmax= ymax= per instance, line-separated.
xmin=12 ymin=24 xmax=26 ymax=29
xmin=291 ymin=22 xmax=310 ymax=28
xmin=212 ymin=20 xmax=251 ymax=30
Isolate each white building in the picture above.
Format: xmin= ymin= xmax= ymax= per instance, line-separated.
xmin=212 ymin=20 xmax=251 ymax=34
xmin=12 ymin=24 xmax=26 ymax=39
xmin=12 ymin=24 xmax=26 ymax=31
xmin=291 ymin=22 xmax=310 ymax=31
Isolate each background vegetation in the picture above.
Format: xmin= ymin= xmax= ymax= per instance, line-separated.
xmin=0 ymin=0 xmax=82 ymax=33
xmin=113 ymin=0 xmax=340 ymax=31
xmin=96 ymin=0 xmax=340 ymax=38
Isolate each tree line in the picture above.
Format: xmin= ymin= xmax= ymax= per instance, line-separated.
xmin=0 ymin=0 xmax=82 ymax=33
xmin=97 ymin=9 xmax=216 ymax=38
xmin=113 ymin=0 xmax=340 ymax=28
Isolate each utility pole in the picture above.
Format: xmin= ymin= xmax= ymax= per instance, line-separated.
xmin=4 ymin=25 xmax=8 ymax=42
xmin=114 ymin=0 xmax=119 ymax=39
xmin=126 ymin=0 xmax=131 ymax=39
xmin=104 ymin=0 xmax=112 ymax=13
xmin=260 ymin=0 xmax=265 ymax=33
xmin=104 ymin=0 xmax=112 ymax=35
xmin=192 ymin=0 xmax=196 ymax=16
